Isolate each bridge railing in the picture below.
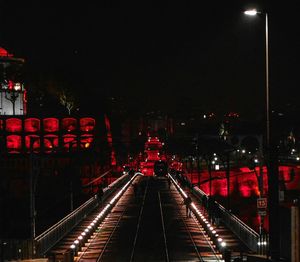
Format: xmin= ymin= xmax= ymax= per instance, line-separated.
xmin=191 ymin=186 xmax=260 ymax=253
xmin=35 ymin=173 xmax=130 ymax=257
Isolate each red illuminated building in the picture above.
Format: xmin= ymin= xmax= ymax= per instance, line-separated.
xmin=140 ymin=136 xmax=165 ymax=176
xmin=0 ymin=116 xmax=96 ymax=154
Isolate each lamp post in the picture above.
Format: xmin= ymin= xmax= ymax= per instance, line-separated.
xmin=244 ymin=9 xmax=280 ymax=260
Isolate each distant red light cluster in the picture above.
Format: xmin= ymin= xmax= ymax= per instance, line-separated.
xmin=226 ymin=112 xmax=240 ymax=118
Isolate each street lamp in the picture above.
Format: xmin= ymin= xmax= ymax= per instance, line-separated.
xmin=244 ymin=9 xmax=280 ymax=260
xmin=244 ymin=9 xmax=269 ymax=147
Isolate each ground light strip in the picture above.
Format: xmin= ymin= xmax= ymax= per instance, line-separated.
xmin=168 ymin=173 xmax=227 ymax=255
xmin=70 ymin=172 xmax=142 ymax=255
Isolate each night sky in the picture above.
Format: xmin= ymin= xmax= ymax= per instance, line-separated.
xmin=1 ymin=1 xmax=300 ymax=118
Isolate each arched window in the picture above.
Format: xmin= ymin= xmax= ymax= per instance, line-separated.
xmin=6 ymin=118 xmax=22 ymax=133
xmin=24 ymin=118 xmax=40 ymax=133
xmin=62 ymin=118 xmax=77 ymax=132
xmin=80 ymin=117 xmax=95 ymax=132
xmin=43 ymin=118 xmax=59 ymax=133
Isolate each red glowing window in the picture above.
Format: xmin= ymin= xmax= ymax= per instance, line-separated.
xmin=43 ymin=118 xmax=59 ymax=133
xmin=25 ymin=135 xmax=40 ymax=152
xmin=6 ymin=135 xmax=22 ymax=152
xmin=6 ymin=118 xmax=22 ymax=133
xmin=62 ymin=118 xmax=77 ymax=132
xmin=63 ymin=134 xmax=77 ymax=149
xmin=24 ymin=118 xmax=40 ymax=133
xmin=80 ymin=134 xmax=94 ymax=148
xmin=44 ymin=135 xmax=59 ymax=153
xmin=0 ymin=120 xmax=3 ymax=130
xmin=80 ymin=117 xmax=95 ymax=132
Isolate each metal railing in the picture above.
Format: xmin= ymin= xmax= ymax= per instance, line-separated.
xmin=191 ymin=185 xmax=260 ymax=253
xmin=35 ymin=173 xmax=130 ymax=257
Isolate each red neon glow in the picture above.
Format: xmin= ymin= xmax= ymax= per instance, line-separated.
xmin=80 ymin=134 xmax=94 ymax=148
xmin=23 ymin=90 xmax=27 ymax=115
xmin=44 ymin=135 xmax=59 ymax=152
xmin=25 ymin=135 xmax=40 ymax=152
xmin=0 ymin=47 xmax=13 ymax=57
xmin=6 ymin=118 xmax=22 ymax=133
xmin=62 ymin=118 xmax=77 ymax=132
xmin=104 ymin=114 xmax=117 ymax=166
xmin=139 ymin=136 xmax=165 ymax=176
xmin=8 ymin=80 xmax=14 ymax=90
xmin=0 ymin=120 xmax=3 ymax=130
xmin=43 ymin=118 xmax=59 ymax=132
xmin=24 ymin=118 xmax=40 ymax=133
xmin=6 ymin=135 xmax=22 ymax=152
xmin=63 ymin=134 xmax=77 ymax=149
xmin=80 ymin=117 xmax=95 ymax=132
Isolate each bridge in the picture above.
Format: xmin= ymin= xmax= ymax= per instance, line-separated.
xmin=2 ymin=171 xmax=269 ymax=262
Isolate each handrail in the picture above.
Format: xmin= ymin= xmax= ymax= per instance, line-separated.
xmin=35 ymin=173 xmax=130 ymax=257
xmin=191 ymin=185 xmax=259 ymax=252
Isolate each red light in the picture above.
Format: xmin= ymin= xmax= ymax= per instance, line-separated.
xmin=24 ymin=118 xmax=40 ymax=133
xmin=6 ymin=118 xmax=22 ymax=133
xmin=80 ymin=117 xmax=95 ymax=132
xmin=63 ymin=134 xmax=77 ymax=150
xmin=25 ymin=135 xmax=40 ymax=152
xmin=80 ymin=135 xmax=94 ymax=148
xmin=6 ymin=135 xmax=22 ymax=153
xmin=43 ymin=118 xmax=59 ymax=132
xmin=8 ymin=80 xmax=14 ymax=90
xmin=44 ymin=135 xmax=59 ymax=153
xmin=62 ymin=118 xmax=77 ymax=132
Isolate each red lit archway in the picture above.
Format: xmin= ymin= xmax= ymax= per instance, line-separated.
xmin=80 ymin=117 xmax=95 ymax=132
xmin=6 ymin=118 xmax=22 ymax=133
xmin=43 ymin=118 xmax=59 ymax=133
xmin=62 ymin=118 xmax=77 ymax=132
xmin=80 ymin=134 xmax=94 ymax=148
xmin=44 ymin=134 xmax=59 ymax=153
xmin=25 ymin=135 xmax=40 ymax=152
xmin=24 ymin=118 xmax=40 ymax=133
xmin=63 ymin=134 xmax=77 ymax=150
xmin=6 ymin=135 xmax=22 ymax=153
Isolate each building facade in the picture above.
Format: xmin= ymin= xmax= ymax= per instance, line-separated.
xmin=0 ymin=47 xmax=26 ymax=115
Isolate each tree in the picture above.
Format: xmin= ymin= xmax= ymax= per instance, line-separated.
xmin=59 ymin=89 xmax=75 ymax=115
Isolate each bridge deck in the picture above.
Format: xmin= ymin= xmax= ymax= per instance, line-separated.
xmin=48 ymin=176 xmax=249 ymax=261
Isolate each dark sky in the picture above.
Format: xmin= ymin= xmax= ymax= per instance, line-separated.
xmin=1 ymin=1 xmax=300 ymax=118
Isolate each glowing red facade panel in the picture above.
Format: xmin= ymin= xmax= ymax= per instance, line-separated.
xmin=62 ymin=118 xmax=77 ymax=132
xmin=24 ymin=118 xmax=40 ymax=133
xmin=43 ymin=118 xmax=59 ymax=133
xmin=63 ymin=134 xmax=77 ymax=149
xmin=80 ymin=134 xmax=94 ymax=148
xmin=0 ymin=119 xmax=3 ymax=130
xmin=6 ymin=135 xmax=22 ymax=153
xmin=80 ymin=117 xmax=95 ymax=132
xmin=44 ymin=135 xmax=59 ymax=153
xmin=25 ymin=135 xmax=40 ymax=152
xmin=6 ymin=118 xmax=22 ymax=133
